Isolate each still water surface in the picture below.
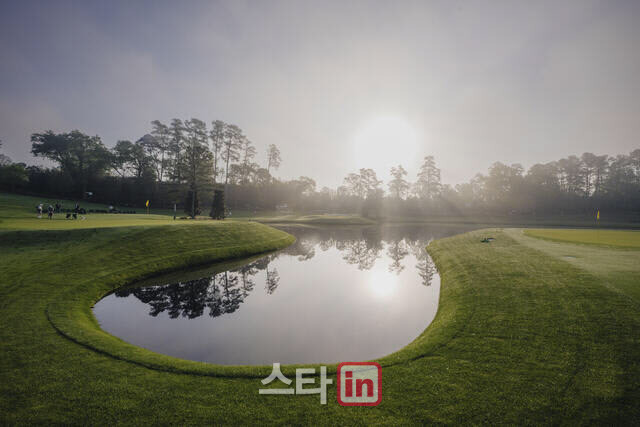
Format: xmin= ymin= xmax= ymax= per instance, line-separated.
xmin=94 ymin=224 xmax=475 ymax=364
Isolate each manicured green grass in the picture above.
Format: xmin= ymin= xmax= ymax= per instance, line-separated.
xmin=0 ymin=192 xmax=181 ymax=230
xmin=1 ymin=192 xmax=639 ymax=423
xmin=238 ymin=209 xmax=640 ymax=228
xmin=524 ymin=228 xmax=640 ymax=249
xmin=1 ymin=193 xmax=378 ymax=228
xmin=7 ymin=192 xmax=638 ymax=228
xmin=0 ymin=192 xmax=117 ymax=216
xmin=382 ymin=212 xmax=640 ymax=229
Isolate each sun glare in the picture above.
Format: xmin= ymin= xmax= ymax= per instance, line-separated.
xmin=368 ymin=267 xmax=399 ymax=299
xmin=351 ymin=116 xmax=420 ymax=177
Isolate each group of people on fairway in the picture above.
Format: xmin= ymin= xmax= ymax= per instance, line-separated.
xmin=36 ymin=203 xmax=54 ymax=219
xmin=36 ymin=202 xmax=83 ymax=220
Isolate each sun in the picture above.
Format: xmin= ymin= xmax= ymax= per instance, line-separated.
xmin=351 ymin=116 xmax=421 ymax=178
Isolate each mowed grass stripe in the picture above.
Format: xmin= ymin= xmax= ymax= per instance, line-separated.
xmin=524 ymin=228 xmax=640 ymax=249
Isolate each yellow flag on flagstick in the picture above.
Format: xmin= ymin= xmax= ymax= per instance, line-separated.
xmin=596 ymin=210 xmax=600 ymax=221
xmin=145 ymin=200 xmax=149 ymax=208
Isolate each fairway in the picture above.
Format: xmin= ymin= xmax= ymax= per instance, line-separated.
xmin=1 ymin=204 xmax=639 ymax=423
xmin=525 ymin=228 xmax=640 ymax=249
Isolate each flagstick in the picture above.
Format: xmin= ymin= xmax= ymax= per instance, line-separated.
xmin=596 ymin=209 xmax=600 ymax=244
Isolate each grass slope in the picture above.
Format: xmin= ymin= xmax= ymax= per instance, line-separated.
xmin=1 ymin=192 xmax=639 ymax=423
xmin=524 ymin=228 xmax=640 ymax=249
xmin=1 ymin=225 xmax=639 ymax=423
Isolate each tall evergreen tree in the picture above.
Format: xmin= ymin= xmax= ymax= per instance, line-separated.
xmin=415 ymin=156 xmax=441 ymax=200
xmin=149 ymin=120 xmax=171 ymax=182
xmin=239 ymin=135 xmax=257 ymax=185
xmin=388 ymin=165 xmax=409 ymax=199
xmin=179 ymin=118 xmax=213 ymax=218
xmin=221 ymin=124 xmax=243 ymax=191
xmin=210 ymin=120 xmax=226 ymax=184
xmin=168 ymin=119 xmax=185 ymax=182
xmin=266 ymin=144 xmax=281 ymax=177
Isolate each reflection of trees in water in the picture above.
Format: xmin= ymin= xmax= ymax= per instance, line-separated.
xmin=116 ymin=256 xmax=278 ymax=319
xmin=318 ymin=238 xmax=334 ymax=252
xmin=238 ymin=263 xmax=257 ymax=296
xmin=333 ymin=226 xmax=383 ymax=270
xmin=279 ymin=235 xmax=317 ymax=261
xmin=409 ymin=239 xmax=437 ymax=286
xmin=289 ymin=240 xmax=316 ymax=261
xmin=277 ymin=225 xmax=439 ymax=282
xmin=337 ymin=239 xmax=383 ymax=270
xmin=118 ymin=226 xmax=446 ymax=319
xmin=216 ymin=272 xmax=242 ymax=315
xmin=386 ymin=239 xmax=410 ymax=274
xmin=416 ymin=254 xmax=436 ymax=286
xmin=265 ymin=267 xmax=280 ymax=295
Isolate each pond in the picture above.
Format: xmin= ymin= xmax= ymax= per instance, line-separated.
xmin=93 ymin=224 xmax=476 ymax=365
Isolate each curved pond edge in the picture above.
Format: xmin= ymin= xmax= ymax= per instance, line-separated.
xmin=46 ymin=225 xmax=488 ymax=378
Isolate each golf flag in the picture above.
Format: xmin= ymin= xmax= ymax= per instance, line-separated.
xmin=145 ymin=200 xmax=149 ymax=208
xmin=596 ymin=210 xmax=600 ymax=221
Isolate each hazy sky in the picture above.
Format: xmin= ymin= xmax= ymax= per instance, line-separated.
xmin=1 ymin=0 xmax=639 ymax=187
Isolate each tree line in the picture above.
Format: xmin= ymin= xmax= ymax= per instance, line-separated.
xmin=0 ymin=120 xmax=288 ymax=217
xmin=329 ymin=150 xmax=640 ymax=217
xmin=0 ymin=130 xmax=638 ymax=217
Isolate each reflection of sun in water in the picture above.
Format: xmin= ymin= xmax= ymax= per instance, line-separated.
xmin=352 ymin=116 xmax=420 ymax=178
xmin=368 ymin=266 xmax=399 ymax=299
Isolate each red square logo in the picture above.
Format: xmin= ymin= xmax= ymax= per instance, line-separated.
xmin=337 ymin=362 xmax=381 ymax=406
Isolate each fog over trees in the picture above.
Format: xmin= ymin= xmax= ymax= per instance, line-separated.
xmin=0 ymin=121 xmax=638 ymax=217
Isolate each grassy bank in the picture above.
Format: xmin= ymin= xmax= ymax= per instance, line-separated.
xmin=1 ymin=225 xmax=639 ymax=423
xmin=1 ymin=189 xmax=639 ymax=423
xmin=524 ymin=228 xmax=640 ymax=249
